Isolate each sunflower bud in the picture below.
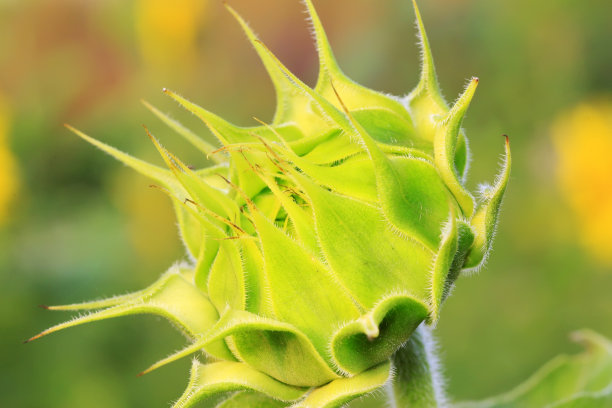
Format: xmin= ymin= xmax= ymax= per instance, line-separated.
xmin=31 ymin=1 xmax=510 ymax=406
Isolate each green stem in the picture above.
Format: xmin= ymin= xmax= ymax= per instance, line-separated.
xmin=388 ymin=324 xmax=447 ymax=407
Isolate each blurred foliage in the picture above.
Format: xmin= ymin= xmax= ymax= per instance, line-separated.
xmin=1 ymin=0 xmax=611 ymax=407
xmin=457 ymin=330 xmax=612 ymax=407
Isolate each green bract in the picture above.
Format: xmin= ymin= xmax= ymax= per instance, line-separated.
xmin=31 ymin=1 xmax=510 ymax=407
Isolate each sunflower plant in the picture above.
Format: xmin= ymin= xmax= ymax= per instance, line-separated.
xmin=29 ymin=1 xmax=612 ymax=407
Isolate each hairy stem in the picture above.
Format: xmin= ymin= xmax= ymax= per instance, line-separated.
xmin=388 ymin=324 xmax=447 ymax=407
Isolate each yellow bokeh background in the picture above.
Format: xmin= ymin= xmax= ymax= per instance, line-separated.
xmin=0 ymin=93 xmax=19 ymax=225
xmin=135 ymin=0 xmax=207 ymax=75
xmin=552 ymin=101 xmax=612 ymax=266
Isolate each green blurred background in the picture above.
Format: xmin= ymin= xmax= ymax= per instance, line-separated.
xmin=1 ymin=0 xmax=611 ymax=406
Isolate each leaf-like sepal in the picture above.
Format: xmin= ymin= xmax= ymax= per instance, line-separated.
xmin=29 ymin=266 xmax=232 ymax=361
xmin=217 ymin=391 xmax=288 ymax=408
xmin=324 ymin=86 xmax=456 ymax=252
xmin=303 ymin=0 xmax=419 ymax=150
xmin=464 ymin=135 xmax=511 ymax=270
xmin=433 ymin=78 xmax=478 ymax=217
xmin=404 ymin=0 xmax=471 ymax=179
xmin=292 ymin=361 xmax=392 ymax=408
xmin=207 ymin=239 xmax=247 ymax=311
xmin=140 ymin=308 xmax=340 ymax=387
xmin=65 ymin=125 xmax=176 ymax=187
xmin=331 ymin=294 xmax=429 ymax=375
xmin=225 ymin=3 xmax=315 ymax=130
xmin=249 ymin=207 xmax=361 ymax=361
xmin=252 ymin=166 xmax=318 ymax=252
xmin=406 ymin=0 xmax=445 ymax=116
xmin=172 ymin=359 xmax=306 ymax=408
xmin=142 ymin=100 xmax=221 ymax=162
xmin=147 ymin=129 xmax=239 ymax=221
xmin=292 ymin=172 xmax=433 ymax=308
xmin=428 ymin=212 xmax=459 ymax=324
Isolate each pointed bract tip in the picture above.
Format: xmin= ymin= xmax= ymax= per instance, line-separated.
xmin=162 ymin=88 xmax=179 ymax=98
xmin=329 ymin=80 xmax=349 ymax=114
xmin=38 ymin=304 xmax=50 ymax=310
xmin=142 ymin=125 xmax=156 ymax=142
xmin=218 ymin=174 xmax=232 ymax=186
xmin=445 ymin=78 xmax=479 ymax=123
xmin=223 ymin=1 xmax=237 ymax=16
xmin=64 ymin=123 xmax=79 ymax=133
xmin=218 ymin=174 xmax=257 ymax=210
xmin=150 ymin=184 xmax=171 ymax=195
xmin=412 ymin=0 xmax=424 ymax=25
xmin=503 ymin=134 xmax=509 ymax=145
xmin=252 ymin=116 xmax=265 ymax=125
xmin=568 ymin=329 xmax=600 ymax=350
xmin=24 ymin=331 xmax=47 ymax=344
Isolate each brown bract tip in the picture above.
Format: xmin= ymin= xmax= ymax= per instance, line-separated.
xmin=142 ymin=125 xmax=155 ymax=142
xmin=38 ymin=304 xmax=50 ymax=310
xmin=23 ymin=331 xmax=46 ymax=344
xmin=329 ymin=80 xmax=350 ymax=114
